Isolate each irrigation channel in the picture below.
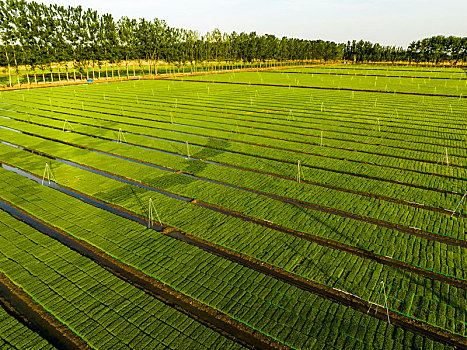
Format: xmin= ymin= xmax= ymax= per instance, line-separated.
xmin=265 ymin=70 xmax=467 ymax=80
xmin=171 ymin=78 xmax=467 ymax=98
xmin=2 ymin=132 xmax=467 ymax=289
xmin=2 ymin=158 xmax=465 ymax=291
xmin=0 ymin=271 xmax=89 ymax=349
xmin=2 ymin=106 xmax=466 ymax=210
xmin=0 ymin=199 xmax=287 ymax=350
xmin=1 ymin=121 xmax=467 ymax=250
xmin=296 ymin=66 xmax=467 ymax=74
xmin=3 ymin=93 xmax=467 ymax=192
xmin=13 ymin=88 xmax=467 ymax=155
xmin=1 ymin=165 xmax=466 ymax=349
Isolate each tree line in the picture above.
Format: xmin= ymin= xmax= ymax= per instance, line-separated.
xmin=0 ymin=0 xmax=466 ymax=83
xmin=344 ymin=37 xmax=467 ymax=64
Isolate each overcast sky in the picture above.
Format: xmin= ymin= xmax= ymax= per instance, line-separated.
xmin=33 ymin=0 xmax=466 ymax=47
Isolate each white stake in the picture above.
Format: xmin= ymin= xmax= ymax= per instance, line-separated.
xmin=186 ymin=141 xmax=190 ymax=159
xmin=320 ymin=131 xmax=323 ymax=146
xmin=367 ymin=281 xmax=390 ymax=324
xmin=170 ymin=112 xmax=174 ymax=124
xmin=451 ymin=191 xmax=467 ymax=217
xmin=377 ymin=118 xmax=381 ymax=132
xmin=41 ymin=162 xmax=56 ymax=185
xmin=62 ymin=119 xmax=74 ymax=132
xmin=445 ymin=147 xmax=449 ymax=166
xmin=117 ymin=128 xmax=127 ymax=143
xmin=296 ymin=160 xmax=301 ymax=183
xmin=320 ymin=102 xmax=324 ymax=112
xmin=374 ymin=98 xmax=377 ymax=107
xmin=148 ymin=197 xmax=162 ymax=228
xmin=381 ymin=281 xmax=391 ymax=324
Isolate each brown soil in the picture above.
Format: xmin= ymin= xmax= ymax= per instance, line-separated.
xmin=177 ymin=78 xmax=466 ymax=98
xmin=0 ymin=271 xmax=90 ymax=349
xmin=267 ymin=70 xmax=467 ymax=80
xmin=2 ymin=162 xmax=466 ymax=348
xmin=0 ymin=198 xmax=288 ymax=350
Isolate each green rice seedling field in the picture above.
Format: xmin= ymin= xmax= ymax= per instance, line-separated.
xmin=0 ymin=64 xmax=466 ymax=349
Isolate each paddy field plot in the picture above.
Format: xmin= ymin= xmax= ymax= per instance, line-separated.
xmin=0 ymin=64 xmax=466 ymax=349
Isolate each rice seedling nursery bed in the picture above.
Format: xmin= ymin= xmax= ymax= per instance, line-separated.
xmin=0 ymin=64 xmax=465 ymax=349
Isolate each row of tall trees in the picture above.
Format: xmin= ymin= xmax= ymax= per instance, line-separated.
xmin=343 ymin=37 xmax=467 ymax=63
xmin=0 ymin=0 xmax=466 ymax=84
xmin=0 ymin=0 xmax=343 ymax=74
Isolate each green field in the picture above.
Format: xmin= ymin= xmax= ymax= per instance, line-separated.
xmin=0 ymin=64 xmax=465 ymax=349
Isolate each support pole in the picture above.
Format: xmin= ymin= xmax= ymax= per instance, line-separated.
xmin=296 ymin=160 xmax=301 ymax=183
xmin=186 ymin=141 xmax=190 ymax=159
xmin=445 ymin=147 xmax=449 ymax=166
xmin=320 ymin=131 xmax=323 ymax=147
xmin=41 ymin=162 xmax=56 ymax=185
xmin=117 ymin=128 xmax=127 ymax=143
xmin=62 ymin=119 xmax=74 ymax=132
xmin=367 ymin=281 xmax=390 ymax=324
xmin=148 ymin=197 xmax=162 ymax=228
xmin=451 ymin=191 xmax=467 ymax=217
xmin=381 ymin=281 xmax=391 ymax=324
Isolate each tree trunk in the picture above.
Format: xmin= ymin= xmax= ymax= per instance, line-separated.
xmin=126 ymin=57 xmax=129 ymax=79
xmin=13 ymin=53 xmax=21 ymax=86
xmin=4 ymin=47 xmax=12 ymax=87
xmin=25 ymin=65 xmax=30 ymax=85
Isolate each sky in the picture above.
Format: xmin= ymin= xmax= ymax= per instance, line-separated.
xmin=33 ymin=0 xmax=466 ymax=47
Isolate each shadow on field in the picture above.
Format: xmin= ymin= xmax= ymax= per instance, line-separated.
xmin=147 ymin=137 xmax=232 ymax=191
xmin=291 ymin=204 xmax=464 ymax=318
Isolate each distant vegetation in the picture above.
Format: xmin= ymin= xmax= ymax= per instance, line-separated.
xmin=0 ymin=0 xmax=465 ymax=81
